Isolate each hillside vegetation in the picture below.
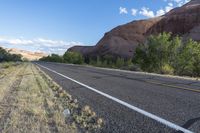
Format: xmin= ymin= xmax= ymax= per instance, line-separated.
xmin=134 ymin=33 xmax=200 ymax=77
xmin=39 ymin=33 xmax=200 ymax=77
xmin=0 ymin=47 xmax=22 ymax=62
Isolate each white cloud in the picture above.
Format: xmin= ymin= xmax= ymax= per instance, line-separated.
xmin=155 ymin=2 xmax=174 ymax=17
xmin=168 ymin=2 xmax=173 ymax=7
xmin=139 ymin=3 xmax=173 ymax=18
xmin=174 ymin=0 xmax=182 ymax=3
xmin=119 ymin=7 xmax=128 ymax=14
xmin=165 ymin=3 xmax=174 ymax=12
xmin=165 ymin=6 xmax=173 ymax=12
xmin=131 ymin=8 xmax=137 ymax=16
xmin=177 ymin=0 xmax=190 ymax=6
xmin=0 ymin=37 xmax=85 ymax=55
xmin=119 ymin=0 xmax=191 ymax=18
xmin=139 ymin=7 xmax=155 ymax=18
xmin=0 ymin=38 xmax=33 ymax=45
xmin=156 ymin=9 xmax=165 ymax=16
xmin=166 ymin=0 xmax=191 ymax=7
xmin=137 ymin=2 xmax=174 ymax=18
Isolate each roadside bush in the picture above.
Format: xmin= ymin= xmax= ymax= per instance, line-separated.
xmin=160 ymin=64 xmax=174 ymax=75
xmin=63 ymin=52 xmax=84 ymax=64
xmin=96 ymin=56 xmax=102 ymax=66
xmin=0 ymin=47 xmax=22 ymax=62
xmin=102 ymin=55 xmax=115 ymax=68
xmin=134 ymin=32 xmax=200 ymax=77
xmin=128 ymin=64 xmax=141 ymax=71
xmin=89 ymin=58 xmax=97 ymax=66
xmin=39 ymin=54 xmax=64 ymax=63
xmin=134 ymin=32 xmax=173 ymax=73
xmin=116 ymin=58 xmax=125 ymax=68
xmin=10 ymin=54 xmax=22 ymax=61
xmin=87 ymin=54 xmax=138 ymax=70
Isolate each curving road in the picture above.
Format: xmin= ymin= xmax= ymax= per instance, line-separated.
xmin=35 ymin=62 xmax=200 ymax=133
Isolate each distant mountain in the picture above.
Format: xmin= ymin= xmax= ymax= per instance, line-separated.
xmin=68 ymin=0 xmax=200 ymax=59
xmin=5 ymin=48 xmax=48 ymax=61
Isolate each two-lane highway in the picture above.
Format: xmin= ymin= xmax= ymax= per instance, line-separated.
xmin=35 ymin=62 xmax=200 ymax=133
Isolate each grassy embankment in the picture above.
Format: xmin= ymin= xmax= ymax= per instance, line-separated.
xmin=0 ymin=62 xmax=103 ymax=133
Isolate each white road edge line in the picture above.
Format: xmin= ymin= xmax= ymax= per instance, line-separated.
xmin=36 ymin=63 xmax=193 ymax=133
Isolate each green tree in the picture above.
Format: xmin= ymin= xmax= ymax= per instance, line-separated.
xmin=39 ymin=54 xmax=63 ymax=62
xmin=0 ymin=47 xmax=9 ymax=62
xmin=175 ymin=39 xmax=200 ymax=76
xmin=192 ymin=43 xmax=200 ymax=76
xmin=96 ymin=56 xmax=102 ymax=66
xmin=0 ymin=47 xmax=22 ymax=62
xmin=134 ymin=33 xmax=173 ymax=73
xmin=103 ymin=55 xmax=115 ymax=67
xmin=51 ymin=54 xmax=64 ymax=62
xmin=168 ymin=36 xmax=181 ymax=66
xmin=116 ymin=57 xmax=124 ymax=68
xmin=133 ymin=44 xmax=149 ymax=70
xmin=134 ymin=33 xmax=200 ymax=77
xmin=63 ymin=52 xmax=84 ymax=64
xmin=10 ymin=54 xmax=22 ymax=61
xmin=102 ymin=60 xmax=108 ymax=67
xmin=125 ymin=59 xmax=133 ymax=67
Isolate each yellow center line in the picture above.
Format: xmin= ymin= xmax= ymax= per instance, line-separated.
xmin=146 ymin=80 xmax=200 ymax=93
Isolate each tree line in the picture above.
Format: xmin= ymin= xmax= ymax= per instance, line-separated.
xmin=39 ymin=52 xmax=84 ymax=64
xmin=40 ymin=52 xmax=134 ymax=70
xmin=0 ymin=47 xmax=22 ymax=62
xmin=40 ymin=32 xmax=200 ymax=77
xmin=134 ymin=32 xmax=200 ymax=77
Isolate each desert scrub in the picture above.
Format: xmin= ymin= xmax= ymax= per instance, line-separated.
xmin=160 ymin=64 xmax=174 ymax=75
xmin=36 ymin=65 xmax=104 ymax=132
xmin=0 ymin=62 xmax=19 ymax=69
xmin=1 ymin=62 xmax=11 ymax=68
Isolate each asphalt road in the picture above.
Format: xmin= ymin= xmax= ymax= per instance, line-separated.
xmin=35 ymin=62 xmax=200 ymax=133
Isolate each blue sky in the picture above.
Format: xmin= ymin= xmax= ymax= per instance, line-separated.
xmin=0 ymin=0 xmax=190 ymax=54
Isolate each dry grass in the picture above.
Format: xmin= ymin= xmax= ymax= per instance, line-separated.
xmin=36 ymin=65 xmax=104 ymax=132
xmin=0 ymin=62 xmax=23 ymax=101
xmin=0 ymin=63 xmax=76 ymax=133
xmin=0 ymin=63 xmax=103 ymax=133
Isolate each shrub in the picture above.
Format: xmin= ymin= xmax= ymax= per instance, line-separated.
xmin=133 ymin=33 xmax=200 ymax=77
xmin=63 ymin=52 xmax=84 ymax=64
xmin=2 ymin=62 xmax=11 ymax=68
xmin=116 ymin=57 xmax=124 ymax=68
xmin=128 ymin=64 xmax=141 ymax=71
xmin=96 ymin=56 xmax=102 ymax=66
xmin=160 ymin=64 xmax=174 ymax=75
xmin=40 ymin=54 xmax=64 ymax=63
xmin=0 ymin=47 xmax=22 ymax=62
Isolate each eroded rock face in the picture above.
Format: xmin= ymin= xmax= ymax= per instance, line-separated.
xmin=69 ymin=0 xmax=200 ymax=58
xmin=5 ymin=48 xmax=48 ymax=61
xmin=147 ymin=0 xmax=200 ymax=36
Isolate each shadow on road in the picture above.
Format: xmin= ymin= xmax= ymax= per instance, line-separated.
xmin=174 ymin=117 xmax=200 ymax=133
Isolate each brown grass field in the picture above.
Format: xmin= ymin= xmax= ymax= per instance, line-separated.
xmin=0 ymin=62 xmax=103 ymax=133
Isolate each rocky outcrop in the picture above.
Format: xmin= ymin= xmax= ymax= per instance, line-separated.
xmin=68 ymin=0 xmax=200 ymax=58
xmin=5 ymin=48 xmax=47 ymax=61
